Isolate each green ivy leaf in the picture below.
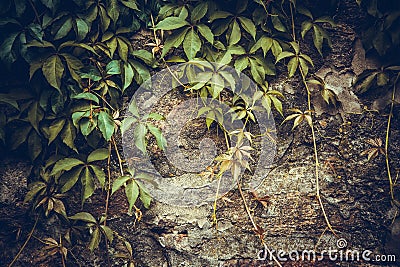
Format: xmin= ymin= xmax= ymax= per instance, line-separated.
xmin=99 ymin=5 xmax=111 ymax=32
xmin=249 ymin=58 xmax=264 ymax=85
xmin=238 ymin=17 xmax=256 ymax=40
xmin=155 ymin=17 xmax=189 ymax=30
xmin=106 ymin=60 xmax=121 ymax=75
xmin=111 ymin=175 xmax=131 ymax=195
xmin=235 ymin=56 xmax=249 ymax=72
xmin=28 ymin=130 xmax=42 ymax=160
xmin=299 ymin=57 xmax=309 ymax=77
xmin=271 ymin=15 xmax=287 ymax=32
xmin=117 ymin=37 xmax=129 ymax=62
xmin=70 ymin=212 xmax=97 ymax=224
xmin=161 ymin=28 xmax=189 ymax=58
xmin=138 ymin=183 xmax=151 ymax=208
xmin=183 ymin=29 xmax=201 ymax=60
xmin=229 ymin=20 xmax=241 ymax=45
xmin=312 ymin=25 xmax=323 ymax=55
xmin=100 ymin=225 xmax=113 ymax=243
xmin=134 ymin=123 xmax=147 ymax=154
xmin=147 ymin=123 xmax=167 ymax=150
xmin=90 ymin=165 xmax=106 ymax=187
xmin=87 ymin=148 xmax=109 ymax=162
xmin=130 ymin=59 xmax=150 ymax=84
xmin=48 ymin=119 xmax=65 ymax=144
xmin=72 ymin=92 xmax=99 ymax=104
xmin=209 ymin=11 xmax=232 ymax=22
xmin=51 ymin=158 xmax=84 ymax=175
xmin=60 ymin=166 xmax=83 ymax=193
xmin=356 ymin=72 xmax=377 ymax=93
xmin=125 ymin=180 xmax=139 ymax=213
xmin=191 ymin=2 xmax=208 ymax=22
xmin=108 ymin=0 xmax=119 ymax=23
xmin=28 ymin=101 xmax=44 ymax=133
xmin=97 ymin=111 xmax=115 ymax=141
xmin=42 ymin=55 xmax=64 ymax=91
xmin=271 ymin=95 xmax=283 ymax=116
xmin=75 ymin=18 xmax=89 ymax=41
xmin=275 ymin=51 xmax=292 ymax=64
xmin=271 ymin=40 xmax=283 ymax=58
xmin=197 ymin=24 xmax=214 ymax=44
xmin=0 ymin=32 xmax=19 ymax=65
xmin=120 ymin=0 xmax=139 ymax=10
xmin=121 ymin=117 xmax=137 ymax=135
xmin=10 ymin=124 xmax=31 ymax=149
xmin=24 ymin=182 xmax=46 ymax=203
xmin=54 ymin=17 xmax=73 ymax=40
xmin=80 ymin=118 xmax=97 ymax=136
xmin=61 ymin=120 xmax=77 ymax=152
xmin=81 ymin=167 xmax=95 ymax=202
xmin=301 ymin=21 xmax=313 ymax=39
xmin=88 ymin=227 xmax=101 ymax=252
xmin=123 ymin=61 xmax=134 ymax=90
xmin=131 ymin=50 xmax=153 ymax=65
xmin=287 ymin=57 xmax=299 ymax=77
xmin=62 ymin=53 xmax=83 ymax=83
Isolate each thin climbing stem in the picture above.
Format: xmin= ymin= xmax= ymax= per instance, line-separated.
xmin=112 ymin=136 xmax=124 ymax=176
xmin=91 ymin=90 xmax=116 ymax=112
xmin=8 ymin=216 xmax=39 ymax=267
xmin=28 ymin=0 xmax=40 ymax=24
xmin=103 ymin=142 xmax=113 ymax=223
xmin=212 ymin=173 xmax=223 ymax=226
xmin=102 ymin=142 xmax=113 ymax=267
xmin=237 ymin=181 xmax=282 ymax=267
xmin=288 ymin=2 xmax=336 ymax=233
xmin=289 ymin=1 xmax=296 ymax=42
xmin=300 ymin=67 xmax=336 ymax=236
xmin=385 ymin=74 xmax=399 ymax=205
